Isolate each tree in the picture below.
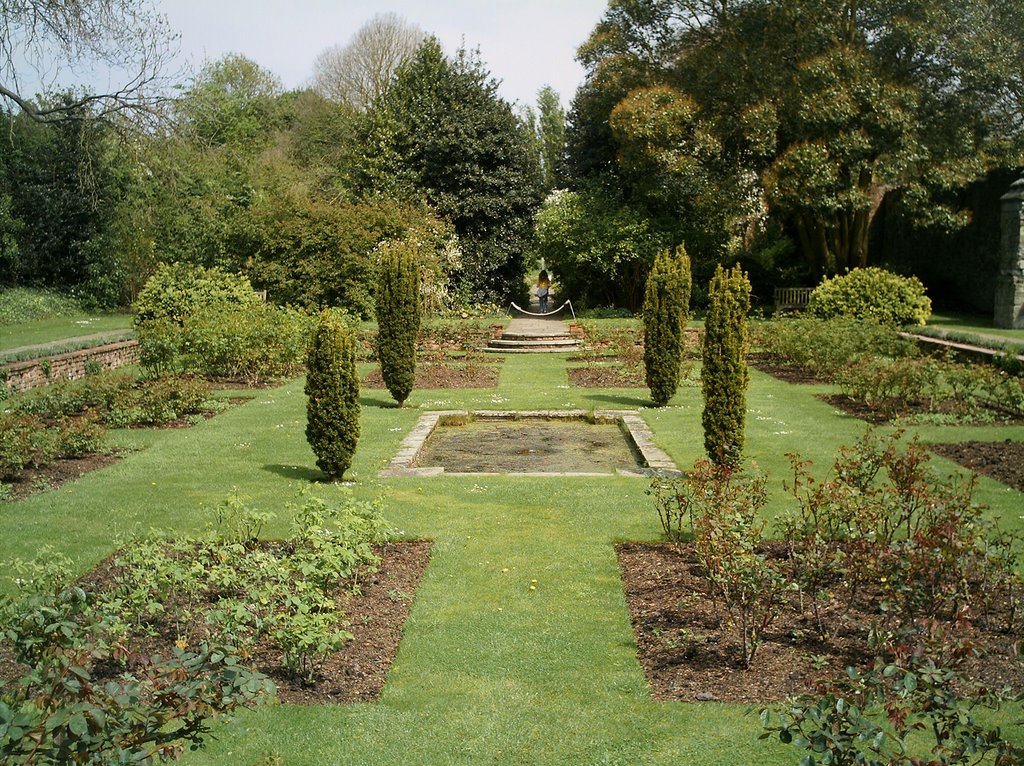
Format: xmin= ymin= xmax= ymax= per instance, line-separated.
xmin=643 ymin=245 xmax=692 ymax=406
xmin=375 ymin=239 xmax=421 ymax=406
xmin=533 ymin=185 xmax=670 ymax=310
xmin=0 ymin=0 xmax=178 ymax=122
xmin=0 ymin=100 xmax=131 ymax=298
xmin=536 ymin=85 xmax=566 ymax=192
xmin=361 ymin=38 xmax=544 ymax=303
xmin=312 ymin=13 xmax=425 ymax=110
xmin=176 ymin=54 xmax=284 ymax=150
xmin=570 ymin=0 xmax=1024 ymax=276
xmin=702 ymin=264 xmax=751 ymax=468
xmin=305 ymin=310 xmax=361 ymax=480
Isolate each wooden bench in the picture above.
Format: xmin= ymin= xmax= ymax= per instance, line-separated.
xmin=774 ymin=287 xmax=813 ymax=312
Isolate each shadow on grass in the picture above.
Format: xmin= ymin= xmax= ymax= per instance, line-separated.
xmin=360 ymin=394 xmax=400 ymax=408
xmin=262 ymin=464 xmax=323 ymax=481
xmin=578 ymin=392 xmax=653 ymax=408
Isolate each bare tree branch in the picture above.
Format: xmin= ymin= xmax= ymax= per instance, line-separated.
xmin=0 ymin=0 xmax=180 ymax=124
xmin=312 ymin=12 xmax=425 ymax=110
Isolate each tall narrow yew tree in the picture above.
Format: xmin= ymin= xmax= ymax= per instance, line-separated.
xmin=305 ymin=310 xmax=360 ymax=479
xmin=375 ymin=240 xmax=421 ymax=407
xmin=643 ymin=244 xmax=692 ymax=407
xmin=702 ymin=264 xmax=751 ymax=467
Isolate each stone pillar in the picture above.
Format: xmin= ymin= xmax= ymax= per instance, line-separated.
xmin=994 ymin=174 xmax=1024 ymax=329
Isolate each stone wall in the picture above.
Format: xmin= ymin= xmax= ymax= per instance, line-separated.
xmin=3 ymin=340 xmax=140 ymax=393
xmin=994 ymin=176 xmax=1024 ymax=328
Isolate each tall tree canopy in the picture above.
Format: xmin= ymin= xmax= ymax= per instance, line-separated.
xmin=568 ymin=0 xmax=1024 ymax=277
xmin=362 ymin=38 xmax=544 ymax=302
xmin=537 ymin=85 xmax=567 ymax=192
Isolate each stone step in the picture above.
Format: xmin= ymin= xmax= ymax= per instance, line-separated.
xmin=489 ymin=337 xmax=580 ymax=348
xmin=499 ymin=332 xmax=577 ymax=342
xmin=483 ymin=345 xmax=580 ymax=354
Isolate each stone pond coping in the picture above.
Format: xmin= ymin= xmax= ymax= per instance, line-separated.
xmin=379 ymin=408 xmax=681 ymax=478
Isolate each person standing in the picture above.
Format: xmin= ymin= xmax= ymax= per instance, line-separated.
xmin=536 ymin=270 xmax=551 ymax=313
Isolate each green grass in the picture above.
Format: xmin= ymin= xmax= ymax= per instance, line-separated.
xmin=1 ymin=313 xmax=134 ymax=354
xmin=926 ymin=310 xmax=1024 ymax=344
xmin=1 ymin=327 xmax=1022 ymax=765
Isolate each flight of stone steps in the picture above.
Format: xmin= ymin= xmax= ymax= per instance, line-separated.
xmin=484 ymin=316 xmax=581 ymax=354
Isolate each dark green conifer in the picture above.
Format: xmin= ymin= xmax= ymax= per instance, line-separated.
xmin=701 ymin=264 xmax=751 ymax=467
xmin=643 ymin=245 xmax=692 ymax=407
xmin=305 ymin=310 xmax=360 ymax=479
xmin=375 ymin=240 xmax=421 ymax=407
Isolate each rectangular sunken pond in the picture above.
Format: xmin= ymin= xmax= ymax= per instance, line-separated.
xmin=380 ymin=410 xmax=680 ymax=477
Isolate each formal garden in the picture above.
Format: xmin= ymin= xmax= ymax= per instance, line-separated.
xmin=1 ymin=251 xmax=1023 ymax=764
xmin=4 ymin=1 xmax=1024 ymax=764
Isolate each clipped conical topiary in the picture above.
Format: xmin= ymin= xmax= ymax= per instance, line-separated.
xmin=701 ymin=264 xmax=751 ymax=467
xmin=643 ymin=245 xmax=692 ymax=407
xmin=375 ymin=240 xmax=421 ymax=407
xmin=305 ymin=309 xmax=360 ymax=480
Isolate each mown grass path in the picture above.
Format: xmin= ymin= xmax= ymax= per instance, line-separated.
xmin=2 ymin=348 xmax=1022 ymax=764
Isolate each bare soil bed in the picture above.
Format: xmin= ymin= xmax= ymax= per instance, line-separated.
xmin=929 ymin=439 xmax=1024 ymax=493
xmin=819 ymin=393 xmax=1024 ymax=427
xmin=617 ymin=541 xmax=1024 ymax=703
xmin=749 ymin=356 xmax=829 ymax=385
xmin=2 ymin=451 xmax=122 ymax=501
xmin=567 ymin=362 xmax=645 ymax=388
xmin=363 ymin=363 xmax=499 ymax=389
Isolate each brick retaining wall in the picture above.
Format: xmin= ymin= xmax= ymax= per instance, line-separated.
xmin=2 ymin=340 xmax=140 ymax=393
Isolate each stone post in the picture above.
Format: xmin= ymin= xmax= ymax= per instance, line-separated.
xmin=994 ymin=174 xmax=1024 ymax=329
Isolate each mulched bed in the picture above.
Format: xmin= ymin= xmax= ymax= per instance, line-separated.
xmin=568 ymin=363 xmax=646 ymax=388
xmin=1 ymin=452 xmax=122 ymax=501
xmin=818 ymin=393 xmax=1024 ymax=427
xmin=0 ymin=541 xmax=433 ymax=705
xmin=617 ymin=541 xmax=1024 ymax=703
xmin=261 ymin=539 xmax=431 ymax=704
xmin=929 ymin=439 xmax=1024 ymax=493
xmin=362 ymin=363 xmax=499 ymax=389
xmin=748 ymin=355 xmax=830 ymax=385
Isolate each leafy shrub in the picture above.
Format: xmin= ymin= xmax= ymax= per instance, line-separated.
xmin=808 ymin=267 xmax=932 ymax=326
xmin=375 ymin=239 xmax=421 ymax=406
xmin=702 ymin=264 xmax=751 ymax=467
xmin=0 ymin=413 xmax=105 ymax=479
xmin=761 ymin=641 xmax=1023 ymax=766
xmin=133 ymin=262 xmax=259 ymax=327
xmin=178 ymin=303 xmax=313 ymax=383
xmin=661 ymin=459 xmax=785 ymax=668
xmin=0 ymin=414 xmax=56 ymax=475
xmin=136 ymin=318 xmax=184 ymax=376
xmin=305 ymin=310 xmax=360 ymax=479
xmin=8 ymin=371 xmax=217 ymax=430
xmin=137 ymin=299 xmax=312 ymax=383
xmin=834 ymin=354 xmax=1024 ymax=422
xmin=51 ymin=417 xmax=106 ymax=459
xmin=643 ymin=245 xmax=692 ymax=407
xmin=781 ymin=429 xmax=1021 ymax=639
xmin=86 ymin=492 xmax=393 ymax=684
xmin=103 ymin=375 xmax=216 ymax=427
xmin=754 ymin=316 xmax=917 ymax=376
xmin=0 ymin=587 xmax=272 ymax=765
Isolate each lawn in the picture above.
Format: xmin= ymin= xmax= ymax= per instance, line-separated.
xmin=2 ymin=326 xmax=1022 ymax=765
xmin=1 ymin=313 xmax=134 ymax=355
xmin=926 ymin=310 xmax=1024 ymax=344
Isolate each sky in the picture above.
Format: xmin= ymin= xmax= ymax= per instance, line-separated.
xmin=156 ymin=0 xmax=610 ymax=108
